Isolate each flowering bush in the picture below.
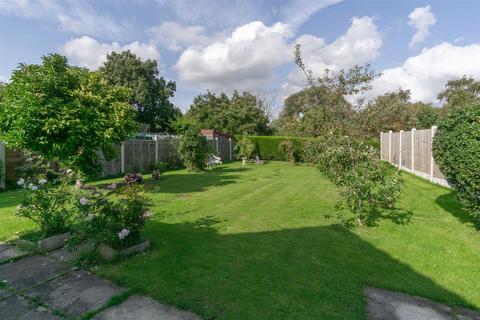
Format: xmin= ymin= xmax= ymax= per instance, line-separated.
xmin=16 ymin=170 xmax=78 ymax=237
xmin=73 ymin=182 xmax=152 ymax=249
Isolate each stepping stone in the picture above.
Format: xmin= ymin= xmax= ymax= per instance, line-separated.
xmin=0 ymin=255 xmax=69 ymax=290
xmin=26 ymin=270 xmax=126 ymax=317
xmin=0 ymin=295 xmax=60 ymax=320
xmin=48 ymin=242 xmax=93 ymax=263
xmin=0 ymin=288 xmax=13 ymax=300
xmin=93 ymin=295 xmax=202 ymax=320
xmin=0 ymin=243 xmax=28 ymax=264
xmin=365 ymin=287 xmax=480 ymax=320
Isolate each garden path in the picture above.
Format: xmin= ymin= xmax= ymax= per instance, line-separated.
xmin=0 ymin=243 xmax=201 ymax=320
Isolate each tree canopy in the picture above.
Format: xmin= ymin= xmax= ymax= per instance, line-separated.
xmin=100 ymin=51 xmax=179 ymax=133
xmin=186 ymin=90 xmax=271 ymax=135
xmin=0 ymin=54 xmax=137 ymax=175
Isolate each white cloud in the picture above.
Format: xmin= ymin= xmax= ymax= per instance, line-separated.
xmin=0 ymin=0 xmax=126 ymax=39
xmin=360 ymin=42 xmax=480 ymax=104
xmin=148 ymin=22 xmax=213 ymax=51
xmin=408 ymin=5 xmax=436 ymax=49
xmin=283 ymin=16 xmax=383 ymax=96
xmin=175 ymin=21 xmax=293 ymax=89
xmin=63 ymin=36 xmax=160 ymax=70
xmin=277 ymin=0 xmax=342 ymax=28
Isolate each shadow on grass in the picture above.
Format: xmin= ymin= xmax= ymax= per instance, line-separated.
xmin=101 ymin=219 xmax=475 ymax=320
xmin=146 ymin=166 xmax=250 ymax=194
xmin=436 ymin=192 xmax=479 ymax=230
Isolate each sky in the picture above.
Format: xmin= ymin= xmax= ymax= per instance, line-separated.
xmin=1 ymin=0 xmax=479 ymax=115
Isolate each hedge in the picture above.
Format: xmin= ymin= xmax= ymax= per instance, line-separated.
xmin=238 ymin=136 xmax=308 ymax=161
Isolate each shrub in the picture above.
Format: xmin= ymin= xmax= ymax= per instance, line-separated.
xmin=178 ymin=125 xmax=209 ymax=170
xmin=433 ymin=104 xmax=480 ymax=225
xmin=73 ymin=182 xmax=152 ymax=249
xmin=16 ymin=170 xmax=78 ymax=237
xmin=234 ymin=134 xmax=256 ymax=159
xmin=279 ymin=140 xmax=295 ymax=164
xmin=239 ymin=136 xmax=306 ymax=161
xmin=314 ymin=134 xmax=403 ymax=226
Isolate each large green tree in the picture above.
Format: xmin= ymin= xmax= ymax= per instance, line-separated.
xmin=0 ymin=54 xmax=137 ymax=175
xmin=437 ymin=76 xmax=480 ymax=116
xmin=100 ymin=51 xmax=179 ymax=133
xmin=186 ymin=90 xmax=271 ymax=135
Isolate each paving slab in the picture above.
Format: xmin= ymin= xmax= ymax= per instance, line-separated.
xmin=26 ymin=270 xmax=126 ymax=317
xmin=0 ymin=243 xmax=28 ymax=264
xmin=0 ymin=255 xmax=69 ymax=290
xmin=0 ymin=294 xmax=60 ymax=320
xmin=0 ymin=288 xmax=13 ymax=300
xmin=93 ymin=295 xmax=202 ymax=320
xmin=48 ymin=242 xmax=94 ymax=263
xmin=365 ymin=287 xmax=480 ymax=320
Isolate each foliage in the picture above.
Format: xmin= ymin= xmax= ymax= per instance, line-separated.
xmin=433 ymin=104 xmax=480 ymax=226
xmin=437 ymin=76 xmax=480 ymax=116
xmin=178 ymin=124 xmax=209 ymax=170
xmin=74 ymin=182 xmax=152 ymax=249
xmin=186 ymin=90 xmax=271 ymax=135
xmin=16 ymin=171 xmax=78 ymax=237
xmin=0 ymin=54 xmax=137 ymax=176
xmin=240 ymin=136 xmax=306 ymax=161
xmin=234 ymin=134 xmax=256 ymax=159
xmin=313 ymin=134 xmax=404 ymax=226
xmin=278 ymin=140 xmax=295 ymax=164
xmin=100 ymin=51 xmax=180 ymax=133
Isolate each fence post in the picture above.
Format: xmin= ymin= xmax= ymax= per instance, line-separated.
xmin=399 ymin=130 xmax=403 ymax=168
xmin=388 ymin=130 xmax=392 ymax=163
xmin=0 ymin=141 xmax=5 ymax=189
xmin=120 ymin=142 xmax=125 ymax=173
xmin=411 ymin=128 xmax=416 ymax=173
xmin=380 ymin=132 xmax=383 ymax=160
xmin=215 ymin=137 xmax=219 ymax=156
xmin=430 ymin=126 xmax=437 ymax=182
xmin=229 ymin=138 xmax=232 ymax=161
xmin=154 ymin=135 xmax=159 ymax=164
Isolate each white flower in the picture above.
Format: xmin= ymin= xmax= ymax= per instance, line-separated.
xmin=38 ymin=178 xmax=47 ymax=185
xmin=28 ymin=183 xmax=37 ymax=190
xmin=30 ymin=185 xmax=38 ymax=191
xmin=118 ymin=228 xmax=130 ymax=240
xmin=66 ymin=169 xmax=73 ymax=176
xmin=79 ymin=197 xmax=89 ymax=206
xmin=16 ymin=204 xmax=24 ymax=210
xmin=17 ymin=178 xmax=25 ymax=186
xmin=143 ymin=211 xmax=152 ymax=219
xmin=86 ymin=213 xmax=94 ymax=222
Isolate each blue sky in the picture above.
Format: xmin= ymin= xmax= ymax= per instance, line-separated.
xmin=1 ymin=0 xmax=479 ymax=114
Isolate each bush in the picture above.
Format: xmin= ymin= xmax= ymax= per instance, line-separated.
xmin=239 ymin=136 xmax=307 ymax=161
xmin=433 ymin=104 xmax=480 ymax=225
xmin=279 ymin=140 xmax=295 ymax=164
xmin=234 ymin=134 xmax=256 ymax=159
xmin=73 ymin=182 xmax=152 ymax=249
xmin=16 ymin=170 xmax=78 ymax=237
xmin=178 ymin=125 xmax=209 ymax=170
xmin=313 ymin=134 xmax=403 ymax=226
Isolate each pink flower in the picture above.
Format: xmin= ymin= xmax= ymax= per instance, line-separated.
xmin=66 ymin=169 xmax=73 ymax=176
xmin=118 ymin=228 xmax=130 ymax=240
xmin=79 ymin=197 xmax=89 ymax=206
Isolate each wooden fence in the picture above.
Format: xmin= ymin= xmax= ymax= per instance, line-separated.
xmin=380 ymin=126 xmax=449 ymax=187
xmin=0 ymin=142 xmax=5 ymax=189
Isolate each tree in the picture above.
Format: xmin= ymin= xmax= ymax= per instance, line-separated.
xmin=178 ymin=123 xmax=209 ymax=171
xmin=406 ymin=102 xmax=438 ymax=129
xmin=0 ymin=54 xmax=137 ymax=176
xmin=437 ymin=76 xmax=480 ymax=115
xmin=100 ymin=51 xmax=179 ymax=133
xmin=186 ymin=90 xmax=271 ymax=135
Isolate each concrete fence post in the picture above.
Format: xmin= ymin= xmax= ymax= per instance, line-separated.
xmin=229 ymin=138 xmax=232 ymax=161
xmin=399 ymin=130 xmax=403 ymax=168
xmin=380 ymin=132 xmax=383 ymax=160
xmin=430 ymin=126 xmax=437 ymax=182
xmin=411 ymin=128 xmax=416 ymax=173
xmin=154 ymin=135 xmax=159 ymax=164
xmin=0 ymin=141 xmax=5 ymax=189
xmin=215 ymin=137 xmax=219 ymax=156
xmin=120 ymin=142 xmax=125 ymax=173
xmin=388 ymin=130 xmax=392 ymax=163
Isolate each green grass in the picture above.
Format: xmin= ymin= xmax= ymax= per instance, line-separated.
xmin=0 ymin=161 xmax=479 ymax=319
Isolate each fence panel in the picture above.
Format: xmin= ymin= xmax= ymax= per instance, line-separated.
xmin=0 ymin=142 xmax=5 ymax=189
xmin=380 ymin=127 xmax=448 ymax=187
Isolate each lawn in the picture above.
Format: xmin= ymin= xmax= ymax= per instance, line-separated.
xmin=1 ymin=161 xmax=479 ymax=319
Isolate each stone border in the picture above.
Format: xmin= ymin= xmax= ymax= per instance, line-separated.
xmin=18 ymin=232 xmax=71 ymax=253
xmin=97 ymin=240 xmax=150 ymax=261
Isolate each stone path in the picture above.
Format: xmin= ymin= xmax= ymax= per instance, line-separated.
xmin=365 ymin=287 xmax=480 ymax=320
xmin=0 ymin=243 xmax=201 ymax=320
